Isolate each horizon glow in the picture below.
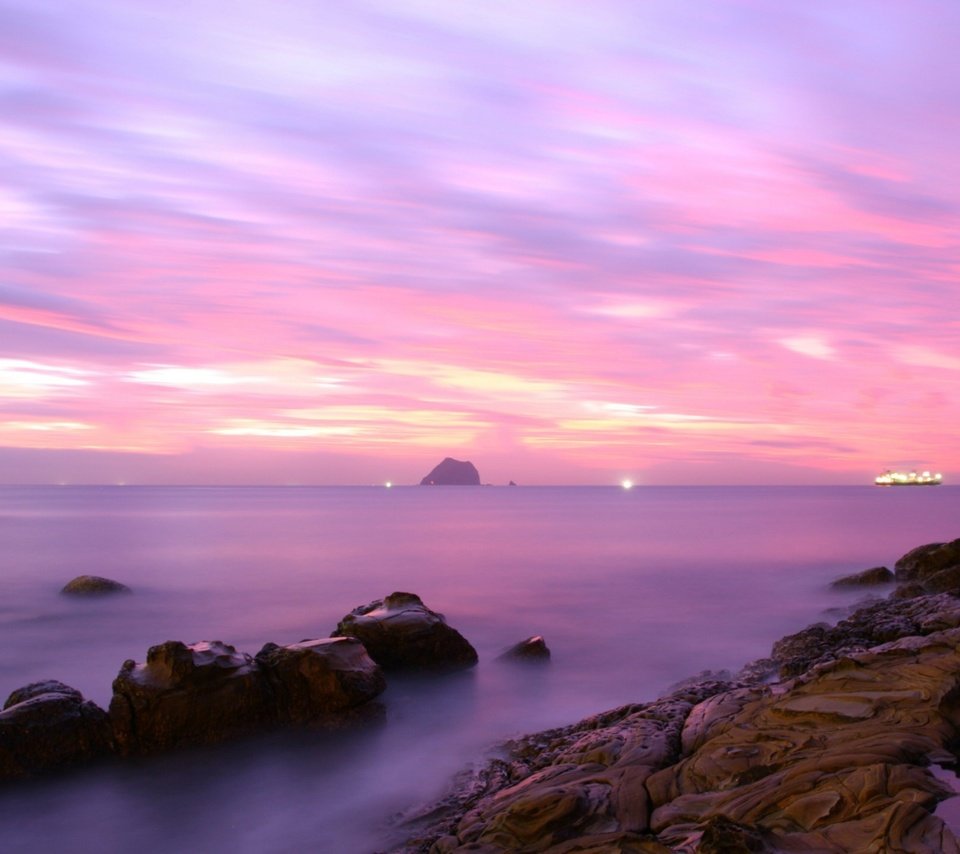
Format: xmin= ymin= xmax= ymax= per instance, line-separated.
xmin=2 ymin=1 xmax=959 ymax=485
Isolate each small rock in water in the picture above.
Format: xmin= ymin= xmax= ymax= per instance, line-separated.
xmin=333 ymin=591 xmax=478 ymax=672
xmin=496 ymin=636 xmax=551 ymax=662
xmin=60 ymin=575 xmax=131 ymax=596
xmin=829 ymin=566 xmax=893 ymax=588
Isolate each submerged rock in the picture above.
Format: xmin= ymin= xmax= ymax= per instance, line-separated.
xmin=60 ymin=575 xmax=131 ymax=596
xmin=496 ymin=636 xmax=551 ymax=662
xmin=419 ymin=458 xmax=481 ymax=486
xmin=0 ymin=680 xmax=112 ymax=780
xmin=333 ymin=592 xmax=478 ymax=671
xmin=829 ymin=566 xmax=893 ymax=588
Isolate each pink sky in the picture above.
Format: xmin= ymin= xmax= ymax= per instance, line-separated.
xmin=1 ymin=0 xmax=959 ymax=484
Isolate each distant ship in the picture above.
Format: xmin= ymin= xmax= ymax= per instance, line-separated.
xmin=874 ymin=470 xmax=943 ymax=486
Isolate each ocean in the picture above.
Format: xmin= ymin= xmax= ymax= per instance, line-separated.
xmin=0 ymin=484 xmax=957 ymax=852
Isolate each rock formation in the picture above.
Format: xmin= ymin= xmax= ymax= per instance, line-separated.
xmin=110 ymin=637 xmax=385 ymax=755
xmin=895 ymin=539 xmax=960 ymax=595
xmin=333 ymin=592 xmax=478 ymax=671
xmin=420 ymin=458 xmax=481 ymax=486
xmin=396 ymin=587 xmax=960 ymax=852
xmin=61 ymin=575 xmax=131 ymax=596
xmin=0 ymin=680 xmax=112 ymax=779
xmin=496 ymin=636 xmax=551 ymax=662
xmin=830 ymin=566 xmax=894 ymax=588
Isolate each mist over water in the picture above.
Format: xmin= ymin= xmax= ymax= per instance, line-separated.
xmin=1 ymin=485 xmax=957 ymax=852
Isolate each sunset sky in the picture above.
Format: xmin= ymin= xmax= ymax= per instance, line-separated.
xmin=2 ymin=0 xmax=958 ymax=485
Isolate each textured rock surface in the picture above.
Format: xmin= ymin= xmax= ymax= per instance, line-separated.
xmin=496 ymin=636 xmax=551 ymax=662
xmin=895 ymin=540 xmax=960 ymax=594
xmin=393 ymin=593 xmax=960 ymax=853
xmin=334 ymin=592 xmax=478 ymax=671
xmin=420 ymin=458 xmax=481 ymax=485
xmin=255 ymin=636 xmax=386 ymax=725
xmin=0 ymin=680 xmax=112 ymax=779
xmin=110 ymin=640 xmax=271 ymax=755
xmin=60 ymin=575 xmax=131 ymax=595
xmin=830 ymin=566 xmax=894 ymax=588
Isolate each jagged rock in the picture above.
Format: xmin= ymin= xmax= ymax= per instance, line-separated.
xmin=829 ymin=566 xmax=893 ymax=588
xmin=60 ymin=575 xmax=131 ymax=596
xmin=109 ymin=640 xmax=271 ymax=755
xmin=496 ymin=636 xmax=551 ymax=662
xmin=895 ymin=539 xmax=960 ymax=585
xmin=419 ymin=458 xmax=481 ymax=486
xmin=0 ymin=680 xmax=112 ymax=779
xmin=333 ymin=592 xmax=478 ymax=671
xmin=255 ymin=637 xmax=385 ymax=725
xmin=770 ymin=593 xmax=960 ymax=677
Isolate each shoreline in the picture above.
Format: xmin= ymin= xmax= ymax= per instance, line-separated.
xmin=389 ymin=541 xmax=960 ymax=853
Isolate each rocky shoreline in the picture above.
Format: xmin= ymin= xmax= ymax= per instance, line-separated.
xmin=390 ymin=539 xmax=960 ymax=853
xmin=5 ymin=539 xmax=960 ymax=852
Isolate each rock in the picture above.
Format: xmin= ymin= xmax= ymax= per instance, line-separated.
xmin=420 ymin=458 xmax=481 ymax=486
xmin=894 ymin=539 xmax=960 ymax=584
xmin=255 ymin=636 xmax=385 ymax=725
xmin=829 ymin=566 xmax=893 ymax=588
xmin=508 ymin=481 xmax=518 ymax=487
xmin=60 ymin=575 xmax=131 ymax=596
xmin=109 ymin=640 xmax=272 ymax=755
xmin=496 ymin=636 xmax=551 ymax=662
xmin=333 ymin=592 xmax=478 ymax=671
xmin=0 ymin=680 xmax=112 ymax=779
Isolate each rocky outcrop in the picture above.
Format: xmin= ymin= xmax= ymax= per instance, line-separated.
xmin=420 ymin=458 xmax=481 ymax=486
xmin=61 ymin=575 xmax=131 ymax=596
xmin=830 ymin=566 xmax=894 ymax=588
xmin=396 ymin=592 xmax=960 ymax=853
xmin=0 ymin=680 xmax=112 ymax=779
xmin=334 ymin=592 xmax=478 ymax=671
xmin=895 ymin=539 xmax=960 ymax=594
xmin=496 ymin=636 xmax=551 ymax=662
xmin=110 ymin=638 xmax=385 ymax=755
xmin=255 ymin=637 xmax=386 ymax=725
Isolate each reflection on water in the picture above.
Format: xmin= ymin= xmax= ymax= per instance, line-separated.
xmin=0 ymin=485 xmax=957 ymax=852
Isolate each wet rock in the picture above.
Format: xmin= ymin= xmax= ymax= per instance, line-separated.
xmin=333 ymin=592 xmax=478 ymax=671
xmin=60 ymin=575 xmax=131 ymax=596
xmin=0 ymin=680 xmax=112 ymax=779
xmin=109 ymin=640 xmax=271 ymax=755
xmin=255 ymin=636 xmax=385 ymax=725
xmin=895 ymin=539 xmax=960 ymax=585
xmin=829 ymin=566 xmax=893 ymax=588
xmin=419 ymin=458 xmax=481 ymax=485
xmin=497 ymin=636 xmax=551 ymax=662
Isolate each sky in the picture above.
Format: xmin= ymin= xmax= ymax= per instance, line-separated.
xmin=1 ymin=0 xmax=959 ymax=485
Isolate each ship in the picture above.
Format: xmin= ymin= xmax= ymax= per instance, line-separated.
xmin=874 ymin=470 xmax=943 ymax=486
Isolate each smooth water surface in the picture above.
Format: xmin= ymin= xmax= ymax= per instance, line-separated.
xmin=0 ymin=485 xmax=957 ymax=852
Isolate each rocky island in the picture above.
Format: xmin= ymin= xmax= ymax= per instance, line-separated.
xmin=420 ymin=457 xmax=481 ymax=485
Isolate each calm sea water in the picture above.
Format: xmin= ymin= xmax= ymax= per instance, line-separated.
xmin=0 ymin=485 xmax=957 ymax=852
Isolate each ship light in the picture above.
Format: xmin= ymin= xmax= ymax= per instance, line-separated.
xmin=621 ymin=479 xmax=633 ymax=490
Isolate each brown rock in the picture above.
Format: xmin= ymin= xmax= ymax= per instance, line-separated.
xmin=497 ymin=635 xmax=551 ymax=662
xmin=109 ymin=640 xmax=271 ymax=755
xmin=829 ymin=566 xmax=893 ymax=588
xmin=0 ymin=680 xmax=112 ymax=779
xmin=255 ymin=636 xmax=385 ymax=725
xmin=333 ymin=592 xmax=477 ymax=671
xmin=61 ymin=575 xmax=131 ymax=596
xmin=895 ymin=539 xmax=960 ymax=584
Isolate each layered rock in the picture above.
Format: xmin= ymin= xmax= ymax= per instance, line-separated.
xmin=396 ymin=593 xmax=960 ymax=853
xmin=334 ymin=592 xmax=478 ymax=671
xmin=61 ymin=575 xmax=131 ymax=596
xmin=420 ymin=458 xmax=481 ymax=486
xmin=0 ymin=680 xmax=112 ymax=779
